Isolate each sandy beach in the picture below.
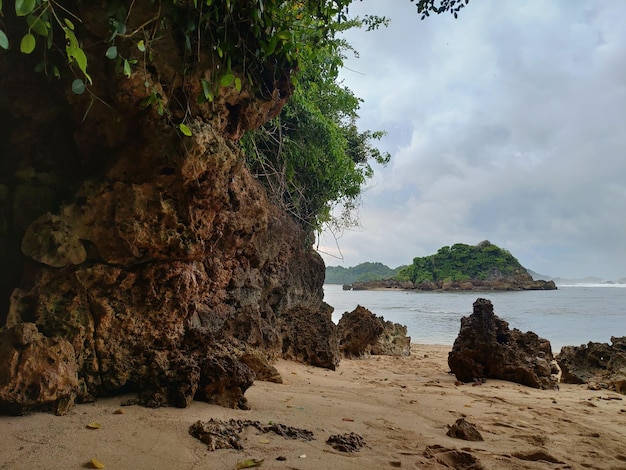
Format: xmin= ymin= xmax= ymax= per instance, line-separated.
xmin=1 ymin=344 xmax=625 ymax=470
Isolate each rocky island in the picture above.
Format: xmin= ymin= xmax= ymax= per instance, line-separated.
xmin=342 ymin=241 xmax=557 ymax=291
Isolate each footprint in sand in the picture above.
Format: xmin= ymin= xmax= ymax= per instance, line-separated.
xmin=511 ymin=449 xmax=566 ymax=465
xmin=423 ymin=444 xmax=484 ymax=469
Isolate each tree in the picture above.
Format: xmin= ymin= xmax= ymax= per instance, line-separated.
xmin=0 ymin=1 xmax=468 ymax=234
xmin=396 ymin=241 xmax=526 ymax=284
xmin=242 ymin=15 xmax=390 ymax=231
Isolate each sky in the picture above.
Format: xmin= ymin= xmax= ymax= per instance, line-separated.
xmin=316 ymin=0 xmax=626 ymax=281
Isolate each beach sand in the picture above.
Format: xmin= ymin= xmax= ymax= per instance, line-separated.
xmin=1 ymin=344 xmax=625 ymax=469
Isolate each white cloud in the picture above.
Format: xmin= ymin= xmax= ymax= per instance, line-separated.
xmin=319 ymin=0 xmax=626 ymax=280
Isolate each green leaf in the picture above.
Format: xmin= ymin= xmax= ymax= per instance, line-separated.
xmin=140 ymin=93 xmax=156 ymax=108
xmin=64 ymin=18 xmax=75 ymax=31
xmin=20 ymin=33 xmax=36 ymax=54
xmin=264 ymin=35 xmax=278 ymax=55
xmin=0 ymin=30 xmax=8 ymax=50
xmin=219 ymin=73 xmax=234 ymax=88
xmin=276 ymin=31 xmax=290 ymax=40
xmin=179 ymin=123 xmax=192 ymax=137
xmin=201 ymin=79 xmax=211 ymax=99
xmin=15 ymin=0 xmax=36 ymax=16
xmin=137 ymin=40 xmax=145 ymax=52
xmin=64 ymin=26 xmax=91 ymax=82
xmin=71 ymin=78 xmax=86 ymax=95
xmin=27 ymin=15 xmax=49 ymax=36
xmin=105 ymin=45 xmax=117 ymax=59
xmin=123 ymin=59 xmax=131 ymax=78
xmin=73 ymin=46 xmax=91 ymax=83
xmin=234 ymin=77 xmax=242 ymax=93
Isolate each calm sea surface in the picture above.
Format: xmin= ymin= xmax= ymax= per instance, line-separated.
xmin=323 ymin=284 xmax=626 ymax=351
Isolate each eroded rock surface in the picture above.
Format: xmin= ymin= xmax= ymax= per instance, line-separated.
xmin=0 ymin=323 xmax=78 ymax=415
xmin=337 ymin=305 xmax=411 ymax=358
xmin=337 ymin=305 xmax=384 ymax=358
xmin=446 ymin=418 xmax=484 ymax=442
xmin=368 ymin=319 xmax=411 ymax=357
xmin=0 ymin=3 xmax=339 ymax=414
xmin=557 ymin=337 xmax=626 ymax=393
xmin=448 ymin=298 xmax=558 ymax=389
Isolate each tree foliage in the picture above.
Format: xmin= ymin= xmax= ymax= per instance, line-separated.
xmin=325 ymin=262 xmax=404 ymax=284
xmin=0 ymin=0 xmax=469 ymax=232
xmin=396 ymin=241 xmax=528 ymax=283
xmin=241 ymin=14 xmax=390 ymax=230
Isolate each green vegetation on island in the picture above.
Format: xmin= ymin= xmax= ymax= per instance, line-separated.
xmin=396 ymin=240 xmax=527 ymax=284
xmin=325 ymin=262 xmax=404 ymax=284
xmin=327 ymin=241 xmax=557 ymax=291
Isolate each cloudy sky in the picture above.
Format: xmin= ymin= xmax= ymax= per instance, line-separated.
xmin=316 ymin=0 xmax=626 ymax=280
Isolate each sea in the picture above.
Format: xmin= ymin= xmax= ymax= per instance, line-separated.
xmin=323 ymin=283 xmax=626 ymax=352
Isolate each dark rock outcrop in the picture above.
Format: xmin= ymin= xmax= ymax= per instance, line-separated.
xmin=556 ymin=337 xmax=626 ymax=393
xmin=448 ymin=298 xmax=558 ymax=389
xmin=0 ymin=323 xmax=78 ymax=415
xmin=337 ymin=305 xmax=411 ymax=358
xmin=0 ymin=2 xmax=339 ymax=414
xmin=446 ymin=418 xmax=484 ymax=441
xmin=347 ymin=277 xmax=556 ymax=291
xmin=337 ymin=305 xmax=384 ymax=358
xmin=281 ymin=302 xmax=340 ymax=370
xmin=326 ymin=432 xmax=366 ymax=452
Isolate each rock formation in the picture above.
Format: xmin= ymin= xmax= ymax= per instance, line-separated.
xmin=337 ymin=305 xmax=411 ymax=358
xmin=448 ymin=298 xmax=558 ymax=389
xmin=0 ymin=2 xmax=338 ymax=414
xmin=446 ymin=418 xmax=484 ymax=442
xmin=346 ymin=277 xmax=556 ymax=291
xmin=337 ymin=306 xmax=384 ymax=359
xmin=556 ymin=337 xmax=626 ymax=394
xmin=367 ymin=319 xmax=411 ymax=357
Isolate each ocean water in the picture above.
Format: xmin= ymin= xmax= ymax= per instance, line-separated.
xmin=323 ymin=283 xmax=626 ymax=352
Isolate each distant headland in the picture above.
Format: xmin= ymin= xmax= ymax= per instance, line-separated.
xmin=327 ymin=240 xmax=557 ymax=291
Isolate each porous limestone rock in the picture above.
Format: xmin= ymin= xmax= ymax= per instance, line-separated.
xmin=0 ymin=2 xmax=339 ymax=414
xmin=557 ymin=336 xmax=626 ymax=394
xmin=337 ymin=305 xmax=411 ymax=358
xmin=446 ymin=418 xmax=484 ymax=442
xmin=21 ymin=213 xmax=87 ymax=268
xmin=239 ymin=350 xmax=282 ymax=384
xmin=448 ymin=298 xmax=558 ymax=389
xmin=368 ymin=319 xmax=411 ymax=357
xmin=337 ymin=305 xmax=384 ymax=359
xmin=0 ymin=323 xmax=78 ymax=415
xmin=281 ymin=302 xmax=340 ymax=370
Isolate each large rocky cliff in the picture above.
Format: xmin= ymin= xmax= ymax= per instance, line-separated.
xmin=0 ymin=2 xmax=338 ymax=415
